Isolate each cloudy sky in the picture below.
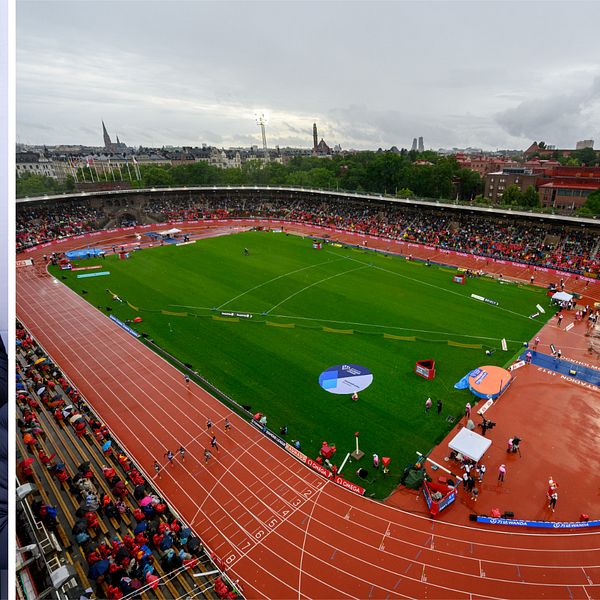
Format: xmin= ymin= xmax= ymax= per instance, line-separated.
xmin=16 ymin=0 xmax=600 ymax=151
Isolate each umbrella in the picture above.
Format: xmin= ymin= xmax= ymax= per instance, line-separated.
xmin=133 ymin=521 xmax=148 ymax=534
xmin=139 ymin=496 xmax=153 ymax=507
xmin=133 ymin=485 xmax=146 ymax=500
xmin=101 ymin=440 xmax=112 ymax=452
xmin=88 ymin=559 xmax=110 ymax=579
xmin=72 ymin=519 xmax=88 ymax=535
xmin=36 ymin=387 xmax=46 ymax=396
xmin=187 ymin=537 xmax=200 ymax=553
xmin=34 ymin=357 xmax=47 ymax=365
xmin=159 ymin=535 xmax=173 ymax=551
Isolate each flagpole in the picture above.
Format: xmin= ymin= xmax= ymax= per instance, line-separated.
xmin=125 ymin=160 xmax=133 ymax=181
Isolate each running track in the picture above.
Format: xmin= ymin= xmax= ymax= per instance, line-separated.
xmin=17 ymin=224 xmax=600 ymax=599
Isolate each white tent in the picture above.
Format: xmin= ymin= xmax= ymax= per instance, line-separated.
xmin=552 ymin=291 xmax=573 ymax=303
xmin=448 ymin=427 xmax=492 ymax=462
xmin=157 ymin=228 xmax=182 ymax=237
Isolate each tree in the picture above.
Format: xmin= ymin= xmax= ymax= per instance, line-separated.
xmin=456 ymin=168 xmax=483 ymax=200
xmin=521 ymin=185 xmax=540 ymax=208
xmin=396 ymin=188 xmax=414 ymax=197
xmin=573 ymin=147 xmax=598 ymax=167
xmin=500 ymin=184 xmax=522 ymax=206
xmin=581 ymin=188 xmax=600 ymax=215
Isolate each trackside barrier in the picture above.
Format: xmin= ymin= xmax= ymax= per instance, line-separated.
xmin=250 ymin=420 xmax=365 ymax=495
xmin=476 ymin=516 xmax=600 ymax=529
xmin=109 ymin=314 xmax=140 ymax=338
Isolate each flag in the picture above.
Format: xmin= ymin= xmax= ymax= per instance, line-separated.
xmin=86 ymin=158 xmax=95 ymax=182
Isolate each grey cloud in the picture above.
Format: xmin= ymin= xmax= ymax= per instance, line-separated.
xmin=495 ymin=76 xmax=600 ymax=145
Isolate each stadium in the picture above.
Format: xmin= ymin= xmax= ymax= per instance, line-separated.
xmin=15 ymin=186 xmax=600 ymax=599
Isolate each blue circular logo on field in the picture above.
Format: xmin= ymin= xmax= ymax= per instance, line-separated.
xmin=318 ymin=364 xmax=374 ymax=395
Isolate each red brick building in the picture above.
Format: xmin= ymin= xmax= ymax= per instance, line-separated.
xmin=538 ymin=167 xmax=600 ymax=209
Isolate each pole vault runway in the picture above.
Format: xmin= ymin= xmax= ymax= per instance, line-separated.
xmin=17 ymin=224 xmax=600 ymax=599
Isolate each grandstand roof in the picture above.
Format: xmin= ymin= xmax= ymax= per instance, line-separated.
xmin=15 ymin=185 xmax=600 ymax=226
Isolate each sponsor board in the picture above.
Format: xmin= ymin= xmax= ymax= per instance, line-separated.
xmin=285 ymin=443 xmax=308 ymax=464
xmin=333 ymin=476 xmax=365 ymax=495
xmin=477 ymin=516 xmax=599 ymax=529
xmin=250 ymin=420 xmax=287 ymax=448
xmin=220 ymin=312 xmax=253 ymax=319
xmin=175 ymin=241 xmax=196 ymax=246
xmin=471 ymin=294 xmax=484 ymax=301
xmin=476 ymin=399 xmax=494 ymax=415
xmin=76 ymin=271 xmax=110 ymax=279
xmin=509 ymin=360 xmax=526 ymax=371
xmin=16 ymin=259 xmax=33 ymax=267
xmin=306 ymin=458 xmax=334 ymax=479
xmin=71 ymin=265 xmax=102 ymax=271
xmin=319 ymin=364 xmax=373 ymax=395
xmin=109 ymin=315 xmax=140 ymax=338
xmin=536 ymin=304 xmax=545 ymax=313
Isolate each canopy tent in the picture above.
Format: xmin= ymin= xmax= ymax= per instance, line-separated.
xmin=552 ymin=291 xmax=573 ymax=303
xmin=157 ymin=228 xmax=182 ymax=237
xmin=448 ymin=427 xmax=491 ymax=462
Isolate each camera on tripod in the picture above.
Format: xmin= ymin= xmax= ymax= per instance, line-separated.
xmin=479 ymin=417 xmax=496 ymax=431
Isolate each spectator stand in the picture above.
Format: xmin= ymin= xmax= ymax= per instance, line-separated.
xmin=16 ymin=322 xmax=238 ymax=599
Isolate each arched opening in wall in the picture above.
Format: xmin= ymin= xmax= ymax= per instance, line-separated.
xmin=118 ymin=212 xmax=137 ymax=227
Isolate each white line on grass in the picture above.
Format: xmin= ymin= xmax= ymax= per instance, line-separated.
xmin=328 ymin=250 xmax=533 ymax=322
xmin=264 ymin=264 xmax=371 ymax=315
xmin=216 ymin=256 xmax=347 ymax=310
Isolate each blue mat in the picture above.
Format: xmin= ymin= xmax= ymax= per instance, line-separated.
xmin=520 ymin=350 xmax=600 ymax=387
xmin=65 ymin=248 xmax=105 ymax=260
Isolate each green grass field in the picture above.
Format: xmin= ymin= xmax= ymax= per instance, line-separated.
xmin=51 ymin=231 xmax=551 ymax=498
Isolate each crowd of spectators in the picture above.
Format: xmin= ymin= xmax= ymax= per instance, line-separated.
xmin=17 ymin=202 xmax=104 ymax=252
xmin=17 ymin=194 xmax=600 ymax=274
xmin=16 ymin=322 xmax=236 ymax=599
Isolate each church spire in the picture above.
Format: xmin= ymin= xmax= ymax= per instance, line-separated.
xmin=102 ymin=120 xmax=112 ymax=150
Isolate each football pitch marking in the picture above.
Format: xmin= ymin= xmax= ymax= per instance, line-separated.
xmin=264 ymin=264 xmax=371 ymax=315
xmin=216 ymin=256 xmax=347 ymax=310
xmin=329 ymin=251 xmax=534 ymax=322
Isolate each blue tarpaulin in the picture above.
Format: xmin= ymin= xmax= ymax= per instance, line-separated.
xmin=454 ymin=371 xmax=474 ymax=389
xmin=65 ymin=248 xmax=105 ymax=260
xmin=519 ymin=351 xmax=600 ymax=387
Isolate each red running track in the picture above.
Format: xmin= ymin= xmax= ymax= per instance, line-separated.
xmin=17 ymin=225 xmax=600 ymax=599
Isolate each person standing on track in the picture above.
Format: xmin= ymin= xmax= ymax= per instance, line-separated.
xmin=164 ymin=450 xmax=174 ymax=467
xmin=465 ymin=402 xmax=471 ymax=420
xmin=178 ymin=446 xmax=186 ymax=462
xmin=211 ymin=435 xmax=219 ymax=452
xmin=533 ymin=336 xmax=540 ymax=350
xmin=204 ymin=448 xmax=212 ymax=463
xmin=549 ymin=491 xmax=558 ymax=512
xmin=224 ymin=418 xmax=231 ymax=432
xmin=207 ymin=418 xmax=212 ymax=432
xmin=497 ymin=464 xmax=506 ymax=484
xmin=153 ymin=460 xmax=161 ymax=479
xmin=184 ymin=375 xmax=190 ymax=388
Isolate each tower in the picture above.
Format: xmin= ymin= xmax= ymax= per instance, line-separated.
xmin=411 ymin=138 xmax=418 ymax=152
xmin=256 ymin=114 xmax=268 ymax=155
xmin=102 ymin=121 xmax=112 ymax=151
xmin=418 ymin=137 xmax=424 ymax=152
xmin=313 ymin=123 xmax=318 ymax=151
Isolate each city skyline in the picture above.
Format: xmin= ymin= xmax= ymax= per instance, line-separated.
xmin=16 ymin=1 xmax=600 ymax=150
